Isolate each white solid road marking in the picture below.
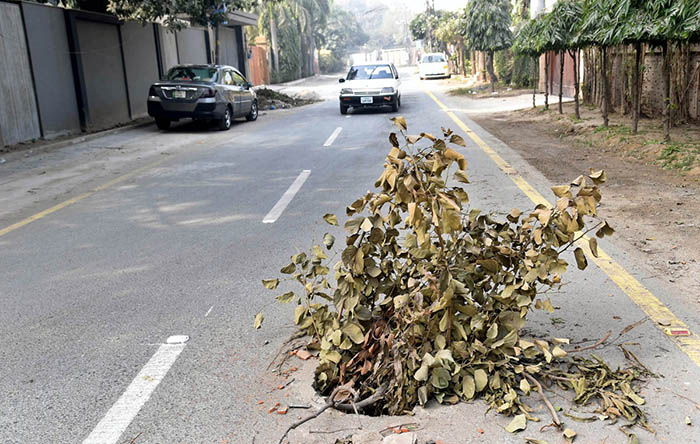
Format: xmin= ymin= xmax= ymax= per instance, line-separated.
xmin=204 ymin=305 xmax=214 ymax=317
xmin=262 ymin=170 xmax=311 ymax=224
xmin=323 ymin=127 xmax=343 ymax=146
xmin=82 ymin=336 xmax=189 ymax=444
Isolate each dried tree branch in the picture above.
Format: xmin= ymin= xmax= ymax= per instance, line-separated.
xmin=568 ymin=330 xmax=611 ymax=353
xmin=277 ymin=383 xmax=387 ymax=444
xmin=334 ymin=383 xmax=388 ymax=412
xmin=524 ymin=373 xmax=561 ymax=427
xmin=278 ymin=386 xmax=342 ymax=444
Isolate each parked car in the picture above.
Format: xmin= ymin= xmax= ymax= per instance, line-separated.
xmin=338 ymin=62 xmax=401 ymax=114
xmin=147 ymin=64 xmax=258 ymax=131
xmin=418 ymin=53 xmax=450 ymax=80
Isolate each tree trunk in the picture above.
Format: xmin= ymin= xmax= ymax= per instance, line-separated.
xmin=308 ymin=32 xmax=316 ymax=76
xmin=214 ymin=25 xmax=220 ymax=65
xmin=633 ymin=42 xmax=641 ymax=134
xmin=559 ymin=50 xmax=564 ymax=114
xmin=601 ymin=46 xmax=610 ymax=127
xmin=269 ymin=11 xmax=280 ymax=74
xmin=570 ymin=49 xmax=580 ymax=119
xmin=533 ymin=56 xmax=537 ymax=108
xmin=486 ymin=51 xmax=498 ymax=92
xmin=544 ymin=52 xmax=549 ymax=110
xmin=298 ymin=22 xmax=306 ymax=79
xmin=662 ymin=41 xmax=671 ymax=142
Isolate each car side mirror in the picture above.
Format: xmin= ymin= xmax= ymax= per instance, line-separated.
xmin=339 ymin=78 xmax=345 ymax=83
xmin=247 ymin=82 xmax=254 ymax=89
xmin=396 ymin=74 xmax=399 ymax=79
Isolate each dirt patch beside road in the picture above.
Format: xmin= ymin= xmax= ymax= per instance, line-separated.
xmin=470 ymin=102 xmax=700 ymax=305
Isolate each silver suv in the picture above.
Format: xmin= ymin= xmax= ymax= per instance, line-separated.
xmin=147 ymin=64 xmax=258 ymax=131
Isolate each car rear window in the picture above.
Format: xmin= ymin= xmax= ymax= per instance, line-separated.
xmin=346 ymin=65 xmax=394 ymax=80
xmin=421 ymin=55 xmax=446 ymax=63
xmin=166 ymin=67 xmax=218 ymax=82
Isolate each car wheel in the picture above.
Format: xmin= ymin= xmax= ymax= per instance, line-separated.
xmin=218 ymin=107 xmax=232 ymax=131
xmin=246 ymin=100 xmax=258 ymax=121
xmin=155 ymin=118 xmax=170 ymax=130
xmin=391 ymin=99 xmax=399 ymax=112
xmin=340 ymin=103 xmax=349 ymax=115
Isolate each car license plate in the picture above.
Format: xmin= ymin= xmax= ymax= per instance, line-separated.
xmin=360 ymin=96 xmax=373 ymax=104
xmin=173 ymin=90 xmax=187 ymax=99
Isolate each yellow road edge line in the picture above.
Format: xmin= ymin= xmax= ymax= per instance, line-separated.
xmin=0 ymin=159 xmax=165 ymax=238
xmin=424 ymin=87 xmax=700 ymax=368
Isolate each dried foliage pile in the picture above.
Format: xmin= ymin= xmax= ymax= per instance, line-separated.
xmin=260 ymin=117 xmax=649 ymax=433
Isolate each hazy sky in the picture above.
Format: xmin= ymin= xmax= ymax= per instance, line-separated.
xmin=402 ymin=0 xmax=468 ymax=12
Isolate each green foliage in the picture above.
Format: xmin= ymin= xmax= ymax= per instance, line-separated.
xmin=257 ymin=0 xmax=332 ymax=81
xmin=108 ymin=0 xmax=256 ymax=28
xmin=317 ymin=6 xmax=367 ymax=73
xmin=658 ymin=141 xmax=700 ymax=171
xmin=462 ymin=0 xmax=513 ymax=52
xmin=494 ymin=50 xmax=514 ymax=85
xmin=410 ymin=10 xmax=447 ymax=52
xmin=320 ymin=8 xmax=367 ymax=54
xmin=409 ymin=12 xmax=429 ymax=41
xmin=274 ymin=20 xmax=302 ymax=83
xmin=259 ymin=118 xmax=649 ymax=429
xmin=512 ymin=53 xmax=537 ymax=88
xmin=434 ymin=11 xmax=464 ymax=47
xmin=512 ymin=18 xmax=543 ymax=57
xmin=547 ymin=0 xmax=584 ymax=50
xmin=318 ymin=49 xmax=345 ymax=74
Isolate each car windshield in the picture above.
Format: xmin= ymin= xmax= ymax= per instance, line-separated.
xmin=346 ymin=65 xmax=393 ymax=80
xmin=166 ymin=67 xmax=218 ymax=82
xmin=421 ymin=55 xmax=446 ymax=63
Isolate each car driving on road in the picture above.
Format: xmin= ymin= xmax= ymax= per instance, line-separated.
xmin=338 ymin=62 xmax=401 ymax=114
xmin=147 ymin=64 xmax=258 ymax=131
xmin=419 ymin=53 xmax=450 ymax=80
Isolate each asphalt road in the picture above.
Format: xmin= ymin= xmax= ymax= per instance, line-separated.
xmin=1 ymin=70 xmax=699 ymax=444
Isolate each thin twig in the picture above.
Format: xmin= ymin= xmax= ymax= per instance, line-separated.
xmin=524 ymin=373 xmax=561 ymax=427
xmin=127 ymin=432 xmax=142 ymax=444
xmin=611 ymin=318 xmax=647 ymax=344
xmin=267 ymin=331 xmax=306 ymax=371
xmin=288 ymin=404 xmax=312 ymax=409
xmin=277 ymin=383 xmax=385 ymax=444
xmin=309 ymin=427 xmax=362 ymax=434
xmin=667 ymin=388 xmax=700 ymax=410
xmin=378 ymin=423 xmax=420 ymax=435
xmin=268 ymin=377 xmax=296 ymax=393
xmin=568 ymin=330 xmax=611 ymax=353
xmin=278 ymin=386 xmax=342 ymax=444
xmin=278 ymin=402 xmax=334 ymax=444
xmin=557 ymin=221 xmax=604 ymax=255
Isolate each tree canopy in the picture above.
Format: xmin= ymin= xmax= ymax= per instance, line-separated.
xmin=512 ymin=16 xmax=543 ymax=58
xmin=461 ymin=0 xmax=513 ymax=53
xmin=107 ymin=0 xmax=258 ymax=28
xmin=547 ymin=0 xmax=584 ymax=50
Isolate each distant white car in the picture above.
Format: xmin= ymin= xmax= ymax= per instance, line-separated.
xmin=419 ymin=53 xmax=450 ymax=80
xmin=338 ymin=62 xmax=401 ymax=114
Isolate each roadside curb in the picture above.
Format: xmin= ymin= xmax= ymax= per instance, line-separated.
xmin=0 ymin=119 xmax=154 ymax=162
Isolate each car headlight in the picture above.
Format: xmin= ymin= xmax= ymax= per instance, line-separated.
xmin=443 ymin=65 xmax=449 ymax=70
xmin=381 ymin=87 xmax=395 ymax=94
xmin=340 ymin=88 xmax=353 ymax=95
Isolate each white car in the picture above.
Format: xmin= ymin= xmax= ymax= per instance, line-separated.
xmin=419 ymin=53 xmax=450 ymax=80
xmin=338 ymin=62 xmax=401 ymax=114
